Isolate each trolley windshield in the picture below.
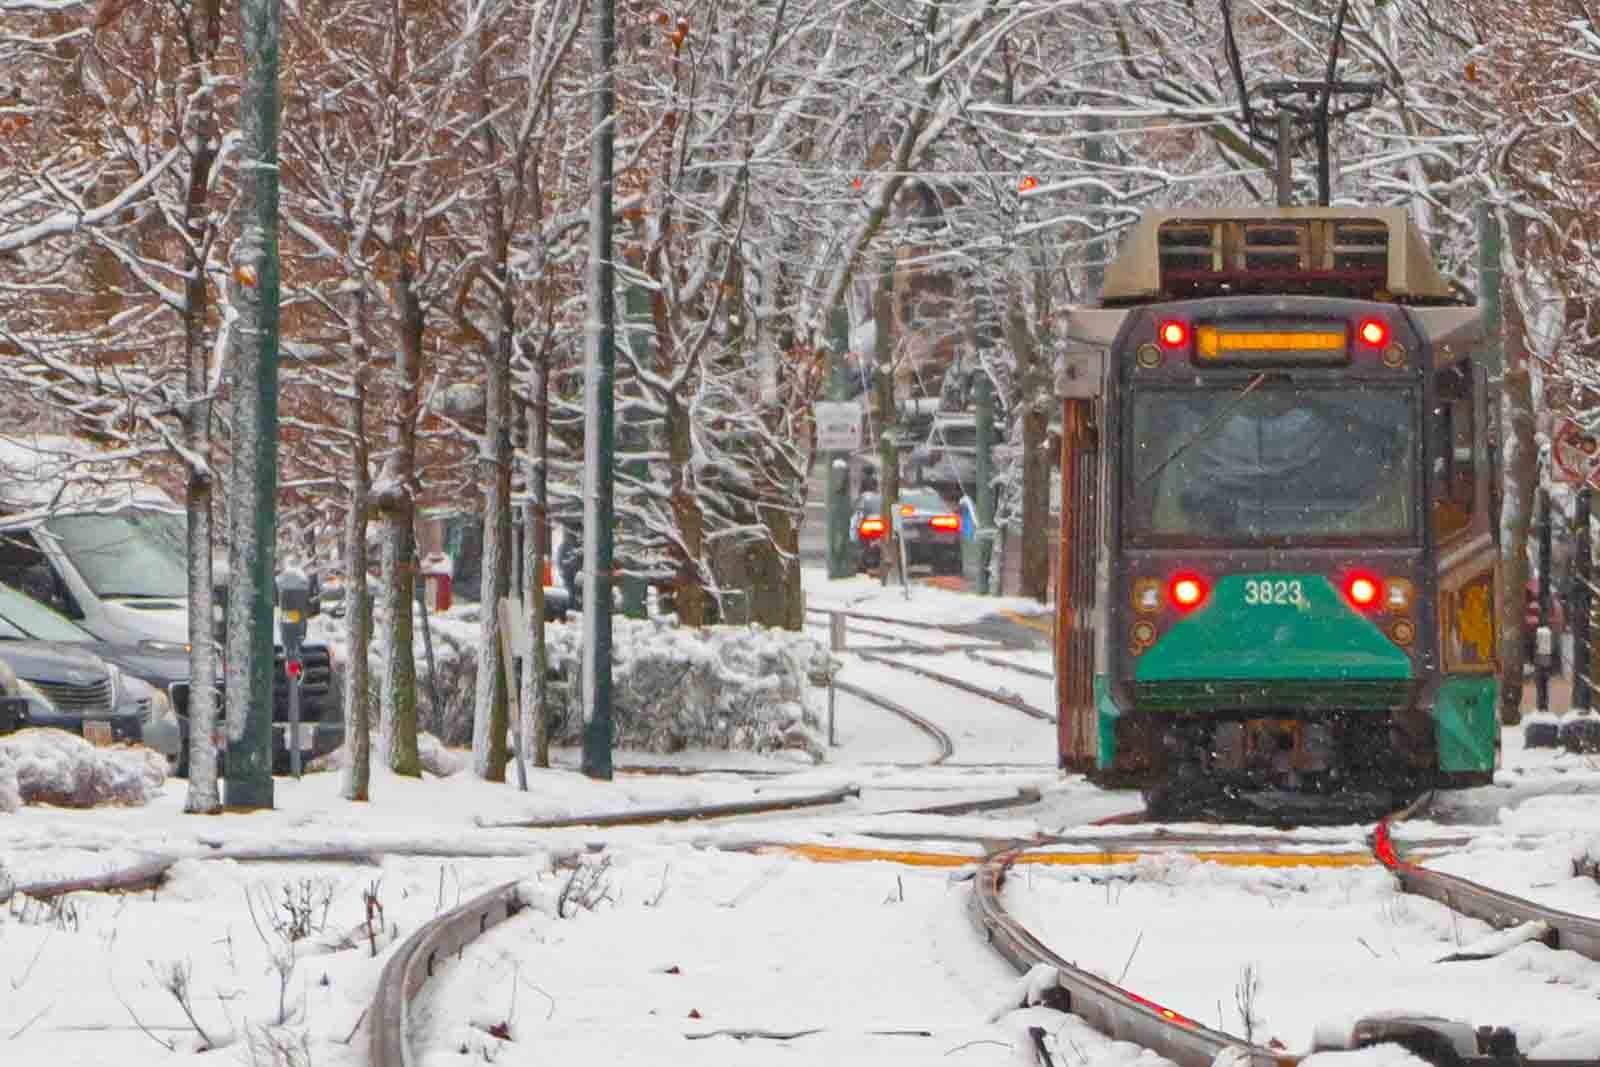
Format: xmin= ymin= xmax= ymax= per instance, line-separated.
xmin=1128 ymin=384 xmax=1416 ymax=543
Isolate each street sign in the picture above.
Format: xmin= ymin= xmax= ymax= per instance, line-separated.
xmin=815 ymin=401 xmax=863 ymax=452
xmin=1553 ymin=417 xmax=1600 ymax=487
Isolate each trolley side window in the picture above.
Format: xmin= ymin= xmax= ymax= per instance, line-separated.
xmin=1431 ymin=361 xmax=1476 ymax=542
xmin=1128 ymin=385 xmax=1417 ymax=542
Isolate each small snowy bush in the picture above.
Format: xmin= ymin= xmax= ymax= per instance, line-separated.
xmin=541 ymin=619 xmax=828 ymax=759
xmin=0 ymin=729 xmax=167 ymax=809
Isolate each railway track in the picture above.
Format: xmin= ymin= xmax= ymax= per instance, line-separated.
xmin=13 ymin=647 xmax=1595 ymax=1067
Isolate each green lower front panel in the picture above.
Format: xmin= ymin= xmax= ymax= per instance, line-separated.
xmin=1434 ymin=674 xmax=1499 ymax=774
xmin=1137 ymin=575 xmax=1413 ymax=684
xmin=1095 ymin=674 xmax=1119 ymax=770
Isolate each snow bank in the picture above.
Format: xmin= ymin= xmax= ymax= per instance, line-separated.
xmin=0 ymin=729 xmax=167 ymax=811
xmin=542 ymin=619 xmax=832 ymax=759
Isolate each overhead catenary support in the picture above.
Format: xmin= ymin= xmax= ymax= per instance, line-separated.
xmin=581 ymin=0 xmax=616 ymax=781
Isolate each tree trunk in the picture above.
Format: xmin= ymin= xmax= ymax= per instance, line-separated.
xmin=472 ymin=301 xmax=513 ymax=782
xmin=379 ymin=255 xmax=423 ymax=778
xmin=874 ymin=265 xmax=899 ymax=584
xmin=669 ymin=394 xmax=707 ymax=625
xmin=523 ymin=345 xmax=551 ymax=768
xmin=1006 ymin=285 xmax=1051 ymax=602
xmin=179 ymin=0 xmax=222 ymax=814
xmin=341 ymin=291 xmax=373 ymax=802
xmin=1498 ymin=263 xmax=1537 ymax=726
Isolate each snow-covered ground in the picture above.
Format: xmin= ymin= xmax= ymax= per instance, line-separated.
xmin=2 ymin=569 xmax=1598 ymax=1067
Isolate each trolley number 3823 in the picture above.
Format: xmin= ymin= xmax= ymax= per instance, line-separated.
xmin=1243 ymin=578 xmax=1304 ymax=606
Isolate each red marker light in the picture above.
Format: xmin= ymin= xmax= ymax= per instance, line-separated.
xmin=1170 ymin=574 xmax=1206 ymax=610
xmin=1159 ymin=320 xmax=1188 ymax=348
xmin=1345 ymin=573 xmax=1381 ymax=609
xmin=1358 ymin=318 xmax=1388 ymax=347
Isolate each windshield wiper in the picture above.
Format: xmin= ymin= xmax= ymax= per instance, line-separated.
xmin=1134 ymin=373 xmax=1267 ymax=495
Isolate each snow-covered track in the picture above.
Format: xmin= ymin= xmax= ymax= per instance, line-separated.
xmin=804 ymin=604 xmax=989 ymax=638
xmin=1375 ymin=820 xmax=1600 ymax=959
xmin=474 ymin=784 xmax=862 ymax=829
xmin=964 ymin=649 xmax=1054 ymax=680
xmin=831 ymin=677 xmax=954 ymax=763
xmin=968 ymin=847 xmax=1288 ymax=1067
xmin=854 ymin=649 xmax=1054 ymax=722
xmin=367 ymin=880 xmax=529 ymax=1067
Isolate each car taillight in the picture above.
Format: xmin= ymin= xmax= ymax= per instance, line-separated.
xmin=900 ymin=504 xmax=915 ymax=516
xmin=543 ymin=558 xmax=553 ymax=586
xmin=858 ymin=517 xmax=886 ymax=540
xmin=1344 ymin=572 xmax=1381 ymax=609
xmin=929 ymin=514 xmax=960 ymax=531
xmin=286 ymin=659 xmax=304 ymax=682
xmin=1169 ymin=573 xmax=1207 ymax=611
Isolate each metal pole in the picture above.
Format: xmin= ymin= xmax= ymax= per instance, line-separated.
xmin=1276 ymin=109 xmax=1294 ymax=207
xmin=223 ymin=0 xmax=281 ymax=810
xmin=287 ymin=667 xmax=301 ymax=778
xmin=974 ymin=371 xmax=995 ymax=594
xmin=826 ymin=305 xmax=853 ymax=579
xmin=1573 ymin=487 xmax=1592 ymax=714
xmin=1536 ymin=487 xmax=1552 ymax=714
xmin=580 ymin=0 xmax=615 ymax=781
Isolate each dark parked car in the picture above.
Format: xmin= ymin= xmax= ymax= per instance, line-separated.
xmin=0 ymin=581 xmax=339 ymax=775
xmin=849 ymin=487 xmax=964 ymax=575
xmin=904 ymin=414 xmax=1008 ymax=497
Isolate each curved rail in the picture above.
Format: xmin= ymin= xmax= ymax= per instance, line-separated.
xmin=368 ymin=880 xmax=528 ymax=1067
xmin=1374 ymin=820 xmax=1600 ymax=959
xmin=965 ymin=649 xmax=1054 ymax=681
xmin=474 ymin=785 xmax=862 ymax=829
xmin=855 ymin=649 xmax=1054 ymax=722
xmin=832 ymin=678 xmax=953 ymax=764
xmin=968 ymin=848 xmax=1290 ymax=1067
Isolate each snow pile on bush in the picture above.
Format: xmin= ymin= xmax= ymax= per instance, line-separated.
xmin=543 ymin=619 xmax=833 ymax=759
xmin=0 ymin=729 xmax=167 ymax=811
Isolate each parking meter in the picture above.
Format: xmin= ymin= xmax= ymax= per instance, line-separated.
xmin=276 ymin=568 xmax=311 ymax=777
xmin=277 ymin=568 xmax=311 ymax=654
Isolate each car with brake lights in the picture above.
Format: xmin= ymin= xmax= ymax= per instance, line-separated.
xmin=849 ymin=487 xmax=964 ymax=575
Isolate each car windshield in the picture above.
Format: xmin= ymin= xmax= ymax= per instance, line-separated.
xmin=1129 ymin=384 xmax=1416 ymax=543
xmin=899 ymin=488 xmax=949 ymax=511
xmin=0 ymin=582 xmax=95 ymax=642
xmin=44 ymin=509 xmax=189 ymax=598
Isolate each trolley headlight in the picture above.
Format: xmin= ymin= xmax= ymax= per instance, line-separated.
xmin=1385 ymin=579 xmax=1414 ymax=614
xmin=1133 ymin=578 xmax=1162 ymax=613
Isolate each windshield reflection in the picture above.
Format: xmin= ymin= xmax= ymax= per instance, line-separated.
xmin=44 ymin=509 xmax=188 ymax=598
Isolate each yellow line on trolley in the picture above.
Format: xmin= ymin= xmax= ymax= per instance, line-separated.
xmin=768 ymin=844 xmax=1376 ymax=869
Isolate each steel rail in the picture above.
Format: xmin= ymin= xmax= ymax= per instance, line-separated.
xmin=832 ymin=677 xmax=954 ymax=763
xmin=968 ymin=847 xmax=1293 ymax=1067
xmin=965 ymin=649 xmax=1055 ymax=680
xmin=368 ymin=880 xmax=528 ymax=1067
xmin=474 ymin=784 xmax=862 ymax=829
xmin=1373 ymin=819 xmax=1600 ymax=959
xmin=855 ymin=649 xmax=1055 ymax=722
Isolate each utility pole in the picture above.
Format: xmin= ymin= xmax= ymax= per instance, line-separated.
xmin=580 ymin=0 xmax=615 ymax=780
xmin=224 ymin=0 xmax=281 ymax=809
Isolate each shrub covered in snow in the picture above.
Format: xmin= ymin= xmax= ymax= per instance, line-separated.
xmin=0 ymin=729 xmax=167 ymax=811
xmin=541 ymin=619 xmax=831 ymax=759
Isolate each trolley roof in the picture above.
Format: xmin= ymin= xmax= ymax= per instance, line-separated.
xmin=1100 ymin=206 xmax=1459 ymax=305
